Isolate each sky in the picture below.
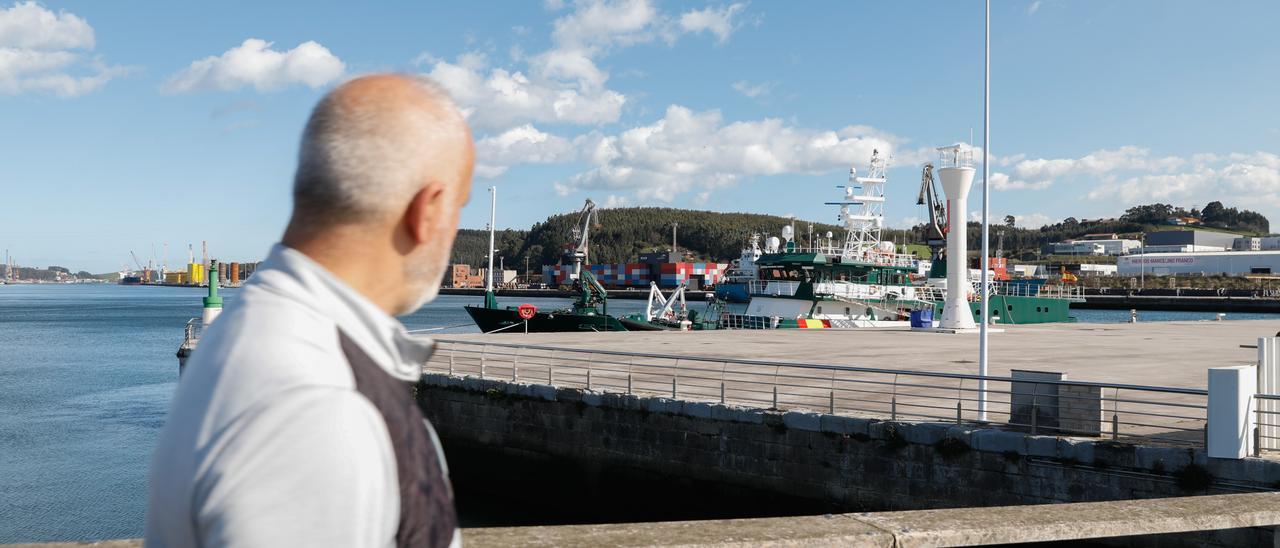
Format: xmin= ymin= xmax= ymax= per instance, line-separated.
xmin=3 ymin=0 xmax=1278 ymax=273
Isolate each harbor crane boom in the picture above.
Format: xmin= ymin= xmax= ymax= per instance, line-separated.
xmin=129 ymin=251 xmax=144 ymax=272
xmin=916 ymin=163 xmax=948 ymax=263
xmin=564 ymin=198 xmax=597 ymax=278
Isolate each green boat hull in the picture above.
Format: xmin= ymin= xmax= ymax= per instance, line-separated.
xmin=930 ymin=295 xmax=1075 ymax=325
xmin=464 ymin=305 xmax=628 ymax=333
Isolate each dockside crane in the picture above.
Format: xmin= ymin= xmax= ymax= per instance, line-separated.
xmin=916 ymin=163 xmax=949 ymax=266
xmin=563 ymin=198 xmax=597 ymax=279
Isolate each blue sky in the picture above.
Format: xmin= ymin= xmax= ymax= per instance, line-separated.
xmin=3 ymin=1 xmax=1278 ymax=273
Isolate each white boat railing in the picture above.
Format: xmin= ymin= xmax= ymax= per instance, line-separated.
xmin=748 ymin=280 xmax=800 ymax=296
xmin=914 ymin=282 xmax=1085 ymax=303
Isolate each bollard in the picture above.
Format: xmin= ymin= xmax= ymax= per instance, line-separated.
xmin=628 ymin=374 xmax=633 ymax=395
xmin=513 ymin=364 xmax=518 ymax=382
xmin=1255 ymin=426 xmax=1262 ymax=458
xmin=830 ymin=390 xmax=836 ymax=414
xmin=956 ymin=401 xmax=962 ymax=424
xmin=1112 ymin=413 xmax=1119 ymax=441
xmin=672 ymin=377 xmax=677 ymax=399
xmin=549 ymin=367 xmax=554 ymax=385
xmin=891 ymin=396 xmax=897 ymax=421
xmin=587 ymin=369 xmax=592 ymax=391
xmin=772 ymin=385 xmax=778 ymax=410
xmin=448 ymin=353 xmax=454 ymax=376
xmin=721 ymin=382 xmax=726 ymax=404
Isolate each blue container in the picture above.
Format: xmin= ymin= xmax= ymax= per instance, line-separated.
xmin=909 ymin=309 xmax=934 ymax=328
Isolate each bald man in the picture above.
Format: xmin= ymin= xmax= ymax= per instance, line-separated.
xmin=146 ymin=74 xmax=473 ymax=548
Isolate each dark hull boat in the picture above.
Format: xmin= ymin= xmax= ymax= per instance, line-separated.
xmin=464 ymin=304 xmax=627 ymax=333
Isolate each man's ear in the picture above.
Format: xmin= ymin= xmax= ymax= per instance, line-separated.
xmin=405 ymin=182 xmax=445 ymax=245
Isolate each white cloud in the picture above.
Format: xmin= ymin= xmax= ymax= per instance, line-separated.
xmin=990 ymin=172 xmax=1052 ymax=191
xmin=679 ymin=3 xmax=747 ymax=43
xmin=421 ymin=0 xmax=750 ymax=132
xmin=602 ymin=194 xmax=631 ymax=208
xmin=991 ymin=146 xmax=1184 ymax=191
xmin=1086 ymin=152 xmax=1280 ymax=213
xmin=0 ymin=2 xmax=128 ymax=97
xmin=551 ymin=0 xmax=661 ymax=50
xmin=425 ymin=53 xmax=626 ymax=131
xmin=1009 ymin=212 xmax=1051 ymax=228
xmin=1028 ymin=1 xmax=1042 ymax=15
xmin=0 ymin=1 xmax=92 ymax=49
xmin=731 ymin=80 xmax=772 ymax=98
xmin=557 ymin=104 xmax=903 ymax=202
xmin=474 ymin=124 xmax=577 ymax=177
xmin=163 ymin=38 xmax=344 ymax=93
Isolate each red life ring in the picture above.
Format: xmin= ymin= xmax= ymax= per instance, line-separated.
xmin=517 ymin=304 xmax=537 ymax=320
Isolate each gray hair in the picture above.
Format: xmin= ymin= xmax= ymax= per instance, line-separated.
xmin=292 ymin=74 xmax=463 ymax=226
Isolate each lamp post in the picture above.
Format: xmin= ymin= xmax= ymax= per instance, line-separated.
xmin=977 ymin=0 xmax=992 ymax=422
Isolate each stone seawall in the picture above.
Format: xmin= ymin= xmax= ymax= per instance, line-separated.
xmin=418 ymin=373 xmax=1280 ymax=526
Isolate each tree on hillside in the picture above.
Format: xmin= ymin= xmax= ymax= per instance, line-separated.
xmin=1004 ymin=215 xmax=1016 ymax=228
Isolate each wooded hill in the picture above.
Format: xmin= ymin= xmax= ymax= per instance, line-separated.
xmin=449 ymin=201 xmax=1271 ymax=271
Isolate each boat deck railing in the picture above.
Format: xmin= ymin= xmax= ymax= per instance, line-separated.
xmin=425 ymin=339 xmax=1209 ymax=448
xmin=180 ymin=318 xmax=201 ymax=350
xmin=748 ymin=280 xmax=800 ymax=296
xmin=911 ymin=282 xmax=1086 ymax=303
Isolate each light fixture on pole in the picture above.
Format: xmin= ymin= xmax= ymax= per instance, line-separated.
xmin=978 ymin=0 xmax=992 ymax=421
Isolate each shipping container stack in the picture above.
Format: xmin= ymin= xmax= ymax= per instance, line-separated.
xmin=542 ymin=262 xmax=729 ymax=289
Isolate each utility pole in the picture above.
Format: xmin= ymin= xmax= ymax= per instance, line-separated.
xmin=671 ymin=222 xmax=678 ymax=257
xmin=977 ymin=0 xmax=992 ymax=422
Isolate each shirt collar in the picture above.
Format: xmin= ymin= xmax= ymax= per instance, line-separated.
xmin=249 ymin=244 xmax=433 ymax=381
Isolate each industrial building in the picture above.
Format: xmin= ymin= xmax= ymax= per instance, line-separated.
xmin=1117 ymin=250 xmax=1280 ymax=276
xmin=1047 ymin=233 xmax=1141 ymax=256
xmin=1142 ymin=229 xmax=1241 ymax=253
xmin=446 ymin=264 xmax=518 ymax=288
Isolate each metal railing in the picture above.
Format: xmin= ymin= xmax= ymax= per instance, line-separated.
xmin=1254 ymin=393 xmax=1280 ymax=456
xmin=180 ymin=318 xmax=201 ymax=351
xmin=425 ymin=339 xmax=1208 ymax=447
xmin=748 ymin=280 xmax=800 ymax=296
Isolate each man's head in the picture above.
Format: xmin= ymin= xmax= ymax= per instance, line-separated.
xmin=284 ymin=74 xmax=474 ymax=315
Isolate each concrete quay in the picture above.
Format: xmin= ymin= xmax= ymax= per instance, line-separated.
xmin=463 ymin=491 xmax=1280 ymax=547
xmin=439 ymin=319 xmax=1280 ymax=393
xmin=16 ymin=491 xmax=1280 ymax=548
xmin=417 ymin=371 xmax=1280 ymax=547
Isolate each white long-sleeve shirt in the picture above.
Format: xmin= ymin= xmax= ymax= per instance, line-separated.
xmin=146 ymin=244 xmax=453 ymax=547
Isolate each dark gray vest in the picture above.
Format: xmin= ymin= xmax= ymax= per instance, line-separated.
xmin=339 ymin=330 xmax=457 ymax=547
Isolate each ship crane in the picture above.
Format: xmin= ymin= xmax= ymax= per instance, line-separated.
xmin=563 ymin=198 xmax=597 ymax=279
xmin=916 ymin=163 xmax=948 ymax=264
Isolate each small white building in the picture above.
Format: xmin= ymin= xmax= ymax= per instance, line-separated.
xmin=1141 ymin=244 xmax=1228 ymax=254
xmin=1051 ymin=238 xmax=1141 ymax=256
xmin=1079 ymin=263 xmax=1118 ymax=276
xmin=1118 ymin=251 xmax=1280 ymax=276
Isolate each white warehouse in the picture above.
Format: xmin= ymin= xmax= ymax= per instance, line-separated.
xmin=1117 ymin=251 xmax=1280 ymax=276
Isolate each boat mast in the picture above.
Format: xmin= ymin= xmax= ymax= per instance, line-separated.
xmin=486 ymin=186 xmax=496 ymax=292
xmin=978 ymin=0 xmax=991 ymax=421
xmin=485 ymin=186 xmax=498 ymax=309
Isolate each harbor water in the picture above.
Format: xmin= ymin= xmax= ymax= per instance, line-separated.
xmin=2 ymin=284 xmax=1279 ymax=543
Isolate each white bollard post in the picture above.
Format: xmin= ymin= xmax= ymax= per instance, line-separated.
xmin=1207 ymin=365 xmax=1257 ymax=459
